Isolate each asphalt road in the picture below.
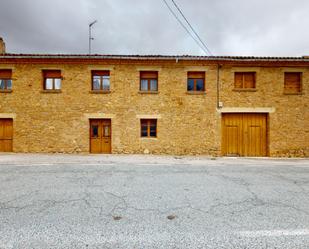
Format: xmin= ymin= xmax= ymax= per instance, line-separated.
xmin=0 ymin=154 xmax=308 ymax=249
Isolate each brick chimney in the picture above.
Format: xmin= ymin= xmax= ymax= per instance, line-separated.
xmin=0 ymin=37 xmax=6 ymax=54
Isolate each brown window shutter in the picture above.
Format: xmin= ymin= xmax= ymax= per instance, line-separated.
xmin=141 ymin=119 xmax=147 ymax=126
xmin=285 ymin=72 xmax=301 ymax=92
xmin=234 ymin=72 xmax=243 ymax=88
xmin=0 ymin=69 xmax=12 ymax=79
xmin=149 ymin=119 xmax=157 ymax=126
xmin=92 ymin=70 xmax=110 ymax=76
xmin=244 ymin=72 xmax=255 ymax=88
xmin=43 ymin=70 xmax=61 ymax=78
xmin=188 ymin=71 xmax=205 ymax=79
xmin=140 ymin=71 xmax=158 ymax=79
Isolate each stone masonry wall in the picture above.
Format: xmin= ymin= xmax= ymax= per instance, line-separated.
xmin=0 ymin=59 xmax=308 ymax=156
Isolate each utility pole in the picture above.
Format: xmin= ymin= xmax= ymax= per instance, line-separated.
xmin=88 ymin=20 xmax=97 ymax=54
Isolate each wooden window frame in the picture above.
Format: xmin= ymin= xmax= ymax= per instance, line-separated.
xmin=42 ymin=70 xmax=62 ymax=91
xmin=234 ymin=72 xmax=256 ymax=90
xmin=0 ymin=69 xmax=12 ymax=92
xmin=91 ymin=70 xmax=110 ymax=92
xmin=284 ymin=72 xmax=302 ymax=94
xmin=140 ymin=71 xmax=158 ymax=92
xmin=187 ymin=72 xmax=205 ymax=92
xmin=0 ymin=79 xmax=12 ymax=91
xmin=140 ymin=119 xmax=157 ymax=138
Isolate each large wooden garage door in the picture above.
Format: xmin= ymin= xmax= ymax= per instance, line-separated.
xmin=222 ymin=113 xmax=267 ymax=157
xmin=0 ymin=119 xmax=13 ymax=152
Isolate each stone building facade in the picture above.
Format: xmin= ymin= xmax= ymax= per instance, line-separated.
xmin=0 ymin=40 xmax=308 ymax=157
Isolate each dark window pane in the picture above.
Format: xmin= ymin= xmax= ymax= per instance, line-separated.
xmin=93 ymin=76 xmax=101 ymax=90
xmin=141 ymin=125 xmax=148 ymax=137
xmin=92 ymin=125 xmax=99 ymax=137
xmin=187 ymin=79 xmax=194 ymax=91
xmin=196 ymin=79 xmax=204 ymax=91
xmin=149 ymin=124 xmax=156 ymax=137
xmin=150 ymin=79 xmax=157 ymax=91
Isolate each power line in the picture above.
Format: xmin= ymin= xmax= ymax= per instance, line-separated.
xmin=161 ymin=0 xmax=210 ymax=55
xmin=170 ymin=0 xmax=213 ymax=55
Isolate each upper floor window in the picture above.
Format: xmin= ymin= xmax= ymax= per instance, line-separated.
xmin=187 ymin=72 xmax=205 ymax=91
xmin=43 ymin=70 xmax=62 ymax=90
xmin=141 ymin=119 xmax=157 ymax=137
xmin=0 ymin=69 xmax=12 ymax=91
xmin=234 ymin=72 xmax=256 ymax=89
xmin=140 ymin=71 xmax=158 ymax=92
xmin=92 ymin=70 xmax=110 ymax=91
xmin=284 ymin=72 xmax=302 ymax=94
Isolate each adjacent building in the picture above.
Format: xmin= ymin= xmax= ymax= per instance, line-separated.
xmin=0 ymin=38 xmax=308 ymax=157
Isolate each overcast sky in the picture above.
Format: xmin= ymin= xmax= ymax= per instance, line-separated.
xmin=0 ymin=0 xmax=308 ymax=56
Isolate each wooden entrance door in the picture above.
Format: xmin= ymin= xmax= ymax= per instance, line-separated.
xmin=0 ymin=119 xmax=13 ymax=152
xmin=222 ymin=113 xmax=267 ymax=156
xmin=90 ymin=119 xmax=111 ymax=153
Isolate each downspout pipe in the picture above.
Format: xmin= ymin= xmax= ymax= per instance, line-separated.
xmin=216 ymin=64 xmax=222 ymax=109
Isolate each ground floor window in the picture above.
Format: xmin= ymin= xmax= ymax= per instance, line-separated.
xmin=141 ymin=119 xmax=157 ymax=137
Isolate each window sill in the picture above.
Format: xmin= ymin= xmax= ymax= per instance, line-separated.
xmin=90 ymin=90 xmax=111 ymax=94
xmin=0 ymin=89 xmax=12 ymax=93
xmin=233 ymin=88 xmax=257 ymax=92
xmin=186 ymin=91 xmax=206 ymax=95
xmin=139 ymin=91 xmax=159 ymax=94
xmin=40 ymin=90 xmax=62 ymax=93
xmin=283 ymin=92 xmax=303 ymax=95
xmin=140 ymin=137 xmax=158 ymax=140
